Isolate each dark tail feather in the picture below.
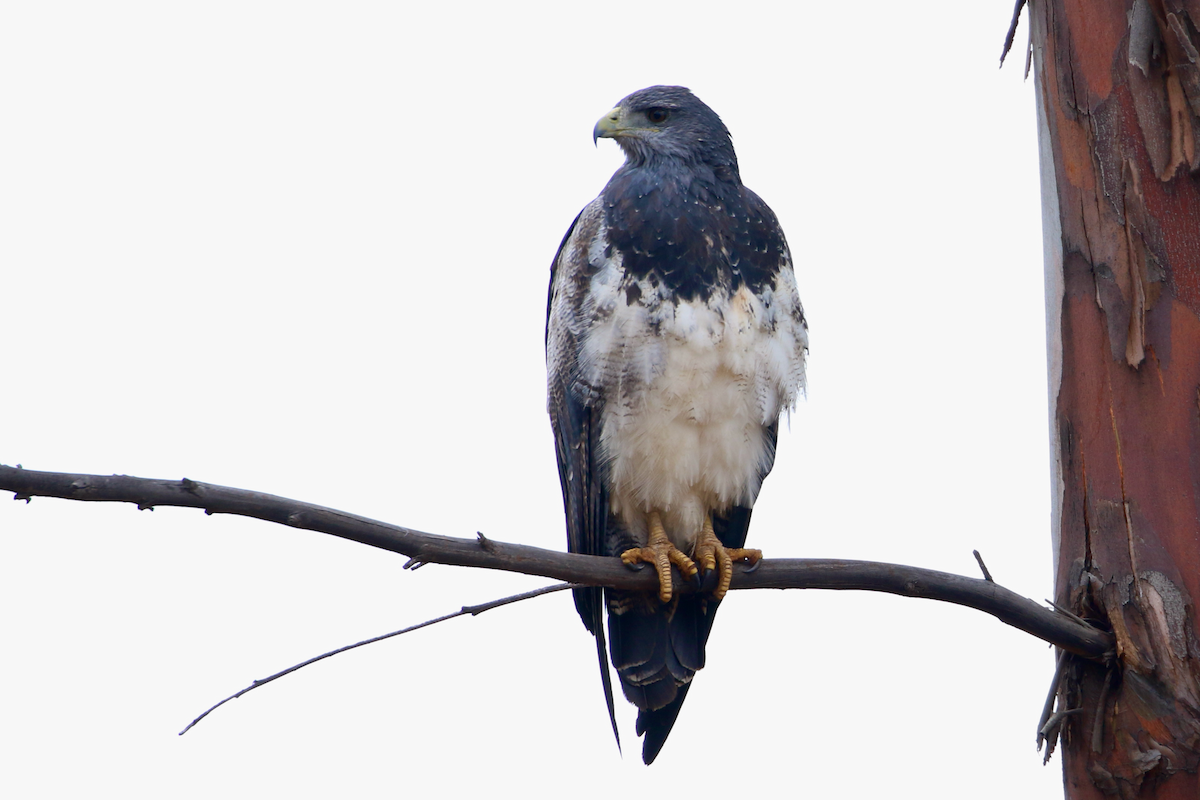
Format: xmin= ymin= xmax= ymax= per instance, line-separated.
xmin=636 ymin=683 xmax=692 ymax=764
xmin=608 ymin=595 xmax=716 ymax=762
xmin=594 ymin=624 xmax=621 ymax=753
xmin=606 ymin=504 xmax=756 ymax=763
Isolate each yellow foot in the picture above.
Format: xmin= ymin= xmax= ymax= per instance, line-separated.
xmin=693 ymin=516 xmax=762 ymax=601
xmin=621 ymin=511 xmax=698 ymax=603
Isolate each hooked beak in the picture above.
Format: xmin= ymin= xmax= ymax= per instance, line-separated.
xmin=592 ymin=107 xmax=623 ymax=146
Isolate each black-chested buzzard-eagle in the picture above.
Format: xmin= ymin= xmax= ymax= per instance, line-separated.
xmin=546 ymin=86 xmax=807 ymax=764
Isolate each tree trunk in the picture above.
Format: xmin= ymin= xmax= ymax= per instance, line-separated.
xmin=1031 ymin=0 xmax=1200 ymax=797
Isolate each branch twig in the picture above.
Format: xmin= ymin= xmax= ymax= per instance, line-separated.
xmin=973 ymin=549 xmax=994 ymax=582
xmin=1000 ymin=0 xmax=1028 ymax=67
xmin=179 ymin=582 xmax=581 ymax=735
xmin=1037 ymin=648 xmax=1069 ymax=749
xmin=0 ymin=464 xmax=1114 ymax=659
xmin=1039 ymin=708 xmax=1084 ymax=764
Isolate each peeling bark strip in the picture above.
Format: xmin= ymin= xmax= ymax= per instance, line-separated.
xmin=1030 ymin=0 xmax=1200 ymax=797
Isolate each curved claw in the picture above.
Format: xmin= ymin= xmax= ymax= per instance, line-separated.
xmin=621 ymin=511 xmax=696 ymax=603
xmin=693 ymin=516 xmax=764 ymax=600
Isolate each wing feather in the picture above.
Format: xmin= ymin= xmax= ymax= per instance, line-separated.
xmin=546 ymin=199 xmax=620 ymax=747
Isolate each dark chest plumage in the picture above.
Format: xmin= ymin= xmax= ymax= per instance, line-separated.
xmin=601 ymin=164 xmax=787 ymax=304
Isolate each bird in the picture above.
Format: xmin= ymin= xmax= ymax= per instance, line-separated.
xmin=545 ymin=86 xmax=807 ymax=764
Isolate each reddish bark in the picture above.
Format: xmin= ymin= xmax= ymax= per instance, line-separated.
xmin=1031 ymin=1 xmax=1200 ymax=797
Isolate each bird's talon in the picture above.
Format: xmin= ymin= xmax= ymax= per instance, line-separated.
xmin=728 ymin=547 xmax=763 ymax=566
xmin=693 ymin=522 xmax=764 ymax=601
xmin=621 ymin=511 xmax=696 ymax=603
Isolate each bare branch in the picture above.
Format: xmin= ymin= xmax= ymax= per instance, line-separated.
xmin=179 ymin=582 xmax=580 ymax=735
xmin=0 ymin=464 xmax=1113 ymax=659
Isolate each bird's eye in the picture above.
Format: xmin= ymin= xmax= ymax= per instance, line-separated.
xmin=646 ymin=108 xmax=670 ymax=125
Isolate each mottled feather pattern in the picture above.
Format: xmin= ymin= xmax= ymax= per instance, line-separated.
xmin=569 ymin=217 xmax=805 ymax=549
xmin=547 ymin=86 xmax=806 ymax=763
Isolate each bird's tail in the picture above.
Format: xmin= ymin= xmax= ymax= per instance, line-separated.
xmin=635 ymin=685 xmax=692 ymax=765
xmin=607 ymin=593 xmax=715 ymax=764
xmin=602 ymin=505 xmax=754 ymax=764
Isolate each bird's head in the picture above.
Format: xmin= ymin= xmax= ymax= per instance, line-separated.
xmin=593 ymin=86 xmax=739 ymax=178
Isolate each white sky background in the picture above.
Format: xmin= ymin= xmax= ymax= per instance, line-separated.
xmin=0 ymin=2 xmax=1061 ymax=797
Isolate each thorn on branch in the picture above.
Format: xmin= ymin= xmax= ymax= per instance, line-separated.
xmin=973 ymin=550 xmax=994 ymax=582
xmin=402 ymin=558 xmax=427 ymax=571
xmin=13 ymin=493 xmax=31 ymax=503
xmin=476 ymin=531 xmax=496 ymax=553
xmin=181 ymin=478 xmax=201 ymax=495
xmin=137 ymin=504 xmax=155 ymax=511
